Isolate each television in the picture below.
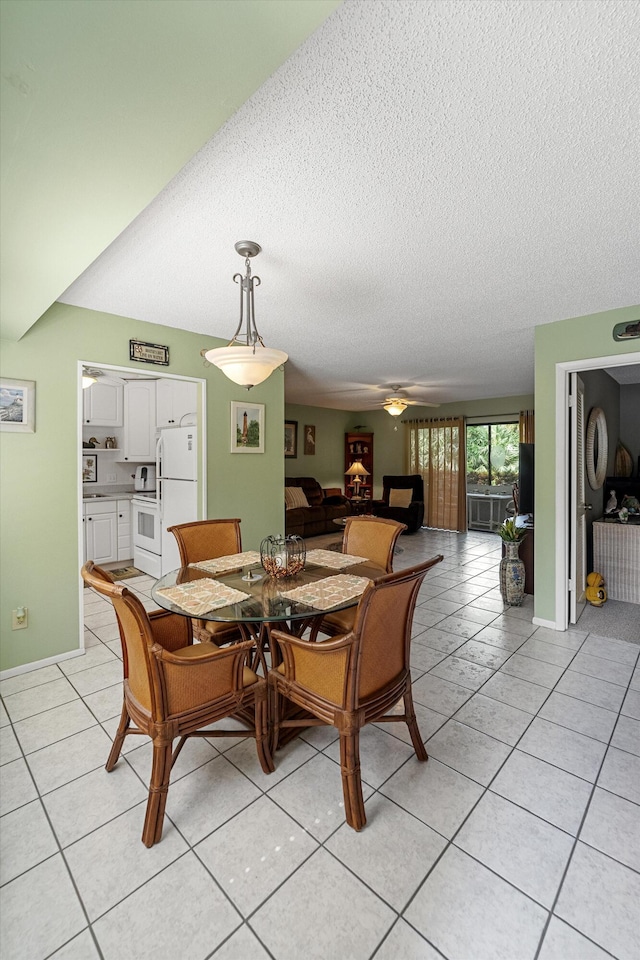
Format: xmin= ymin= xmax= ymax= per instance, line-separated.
xmin=519 ymin=443 xmax=535 ymax=517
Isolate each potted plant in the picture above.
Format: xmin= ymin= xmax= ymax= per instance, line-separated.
xmin=498 ymin=518 xmax=527 ymax=543
xmin=497 ymin=519 xmax=526 ymax=605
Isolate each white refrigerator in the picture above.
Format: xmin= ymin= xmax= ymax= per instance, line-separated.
xmin=156 ymin=426 xmax=198 ymax=574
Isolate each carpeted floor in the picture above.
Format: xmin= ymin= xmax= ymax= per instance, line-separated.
xmin=576 ymin=598 xmax=640 ymax=644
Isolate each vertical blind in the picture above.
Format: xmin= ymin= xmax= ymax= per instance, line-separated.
xmin=406 ymin=418 xmax=467 ymax=531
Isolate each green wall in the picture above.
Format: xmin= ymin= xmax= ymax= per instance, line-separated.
xmin=0 ymin=302 xmax=284 ymax=672
xmin=534 ymin=305 xmax=640 ymax=624
xmin=284 ymin=404 xmax=354 ymax=491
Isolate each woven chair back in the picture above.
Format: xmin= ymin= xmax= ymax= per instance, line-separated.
xmin=343 ymin=516 xmax=406 ymax=572
xmin=353 ymin=560 xmax=433 ymax=701
xmin=168 ymin=519 xmax=242 ymax=565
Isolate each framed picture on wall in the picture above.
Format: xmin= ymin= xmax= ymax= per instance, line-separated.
xmin=0 ymin=378 xmax=36 ymax=433
xmin=231 ymin=401 xmax=265 ymax=453
xmin=82 ymin=455 xmax=97 ymax=483
xmin=304 ymin=424 xmax=316 ymax=455
xmin=284 ymin=420 xmax=298 ymax=458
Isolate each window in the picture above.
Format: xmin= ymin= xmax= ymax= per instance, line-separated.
xmin=466 ymin=422 xmax=519 ymax=487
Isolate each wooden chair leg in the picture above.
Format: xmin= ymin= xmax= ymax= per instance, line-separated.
xmin=339 ymin=728 xmax=366 ymax=831
xmin=404 ymin=683 xmax=428 ymax=761
xmin=142 ymin=738 xmax=173 ymax=847
xmin=255 ymin=693 xmax=275 ymax=774
xmin=105 ymin=703 xmax=130 ymax=771
xmin=268 ymin=679 xmax=281 ymax=756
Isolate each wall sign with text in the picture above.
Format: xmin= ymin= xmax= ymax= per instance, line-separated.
xmin=129 ymin=339 xmax=170 ymax=365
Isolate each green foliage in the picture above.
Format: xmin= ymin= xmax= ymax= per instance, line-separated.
xmin=498 ymin=518 xmax=527 ymax=542
xmin=466 ymin=423 xmax=519 ymax=486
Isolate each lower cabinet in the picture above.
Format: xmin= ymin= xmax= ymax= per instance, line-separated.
xmin=84 ymin=501 xmax=118 ymax=564
xmin=117 ymin=499 xmax=132 ymax=561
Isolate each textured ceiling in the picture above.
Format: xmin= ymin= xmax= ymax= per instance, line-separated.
xmin=0 ymin=0 xmax=338 ymax=340
xmin=59 ymin=0 xmax=640 ymax=410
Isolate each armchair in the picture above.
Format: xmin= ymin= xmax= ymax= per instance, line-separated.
xmin=81 ymin=562 xmax=273 ymax=846
xmin=372 ymin=475 xmax=425 ymax=533
xmin=269 ymin=555 xmax=444 ymax=830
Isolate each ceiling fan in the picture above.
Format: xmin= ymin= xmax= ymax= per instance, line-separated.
xmin=379 ymin=386 xmax=440 ymax=416
xmin=82 ymin=366 xmax=129 ymax=388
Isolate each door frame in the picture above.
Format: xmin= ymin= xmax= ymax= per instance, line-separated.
xmin=554 ymin=351 xmax=640 ymax=630
xmin=77 ymin=361 xmax=207 ymax=651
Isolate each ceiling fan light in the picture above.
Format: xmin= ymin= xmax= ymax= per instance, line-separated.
xmin=384 ymin=399 xmax=407 ymax=416
xmin=82 ymin=373 xmax=98 ymax=389
xmin=202 ymin=344 xmax=288 ymax=389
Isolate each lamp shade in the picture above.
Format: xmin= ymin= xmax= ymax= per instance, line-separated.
xmin=346 ymin=460 xmax=370 ymax=478
xmin=384 ymin=399 xmax=407 ymax=416
xmin=202 ymin=345 xmax=288 ymax=389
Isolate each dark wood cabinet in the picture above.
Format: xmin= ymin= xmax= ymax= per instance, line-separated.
xmin=345 ymin=432 xmax=374 ymax=498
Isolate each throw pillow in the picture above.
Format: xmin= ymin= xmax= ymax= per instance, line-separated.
xmin=285 ymin=486 xmax=309 ymax=510
xmin=388 ymin=488 xmax=413 ymax=508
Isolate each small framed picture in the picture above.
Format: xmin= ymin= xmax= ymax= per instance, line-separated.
xmin=231 ymin=401 xmax=265 ymax=453
xmin=0 ymin=378 xmax=36 ymax=433
xmin=82 ymin=455 xmax=98 ymax=483
xmin=304 ymin=424 xmax=316 ymax=456
xmin=284 ymin=420 xmax=298 ymax=458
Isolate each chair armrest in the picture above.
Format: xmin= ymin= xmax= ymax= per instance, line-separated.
xmin=269 ymin=630 xmax=355 ymax=705
xmin=151 ymin=639 xmax=257 ymax=713
xmin=322 ymin=493 xmax=349 ymax=505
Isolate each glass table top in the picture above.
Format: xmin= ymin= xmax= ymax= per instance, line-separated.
xmin=151 ymin=557 xmax=384 ymax=623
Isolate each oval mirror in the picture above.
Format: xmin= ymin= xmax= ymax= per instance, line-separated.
xmin=585 ymin=407 xmax=608 ymax=490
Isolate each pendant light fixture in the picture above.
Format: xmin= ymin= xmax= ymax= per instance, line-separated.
xmin=201 ymin=241 xmax=288 ymax=389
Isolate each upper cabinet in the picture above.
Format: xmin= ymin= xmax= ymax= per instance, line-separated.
xmin=122 ymin=380 xmax=157 ymax=462
xmin=83 ymin=380 xmax=123 ymax=426
xmin=156 ymin=379 xmax=198 ymax=428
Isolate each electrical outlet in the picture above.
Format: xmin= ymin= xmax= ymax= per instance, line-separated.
xmin=12 ymin=607 xmax=28 ymax=630
xmin=106 ymin=473 xmax=117 ymax=482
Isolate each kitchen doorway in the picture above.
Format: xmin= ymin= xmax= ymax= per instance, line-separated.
xmin=78 ymin=361 xmax=207 ymax=649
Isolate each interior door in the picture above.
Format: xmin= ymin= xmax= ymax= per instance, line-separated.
xmin=569 ymin=373 xmax=587 ymax=623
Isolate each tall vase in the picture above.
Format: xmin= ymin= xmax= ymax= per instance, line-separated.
xmin=500 ymin=541 xmax=525 ymax=606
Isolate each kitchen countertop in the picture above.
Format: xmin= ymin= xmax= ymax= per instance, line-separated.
xmin=82 ymin=488 xmax=136 ymax=502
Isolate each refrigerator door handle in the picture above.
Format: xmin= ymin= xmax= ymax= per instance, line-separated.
xmin=156 ymin=435 xmax=163 ymax=519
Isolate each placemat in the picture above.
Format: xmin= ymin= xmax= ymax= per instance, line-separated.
xmin=280 ymin=574 xmax=371 ymax=610
xmin=189 ymin=551 xmax=261 ymax=575
xmin=305 ymin=549 xmax=368 ymax=569
xmin=156 ymin=580 xmax=250 ymax=615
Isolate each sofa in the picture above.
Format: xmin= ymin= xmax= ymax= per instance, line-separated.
xmin=370 ymin=474 xmax=425 ymax=533
xmin=285 ymin=477 xmax=351 ymax=537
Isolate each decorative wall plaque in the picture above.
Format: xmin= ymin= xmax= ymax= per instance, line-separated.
xmin=129 ymin=339 xmax=170 ymax=365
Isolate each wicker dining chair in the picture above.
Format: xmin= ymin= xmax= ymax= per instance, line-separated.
xmin=317 ymin=515 xmax=407 ymax=639
xmin=167 ymin=518 xmax=244 ymax=645
xmin=81 ymin=561 xmax=273 ymax=847
xmin=268 ymin=555 xmax=443 ymax=831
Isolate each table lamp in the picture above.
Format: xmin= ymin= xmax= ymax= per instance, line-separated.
xmin=346 ymin=460 xmax=370 ymax=499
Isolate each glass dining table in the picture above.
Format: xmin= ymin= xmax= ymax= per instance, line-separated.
xmin=151 ymin=550 xmax=385 ymax=675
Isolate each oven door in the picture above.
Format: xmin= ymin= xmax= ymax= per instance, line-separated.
xmin=132 ymin=498 xmax=161 ymax=555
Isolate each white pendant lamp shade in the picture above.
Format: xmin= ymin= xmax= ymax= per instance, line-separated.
xmin=202 ymin=241 xmax=287 ymax=389
xmin=384 ymin=399 xmax=407 ymax=416
xmin=202 ymin=344 xmax=288 ymax=389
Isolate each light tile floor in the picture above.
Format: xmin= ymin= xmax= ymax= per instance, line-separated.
xmin=1 ymin=529 xmax=639 ymax=960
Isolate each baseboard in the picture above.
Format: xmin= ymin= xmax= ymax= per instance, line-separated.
xmin=532 ymin=616 xmax=560 ymax=630
xmin=0 ymin=646 xmax=84 ymax=682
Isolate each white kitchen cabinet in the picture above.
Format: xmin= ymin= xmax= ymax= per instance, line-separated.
xmin=83 ymin=381 xmax=123 ymax=426
xmin=156 ymin=379 xmax=198 ymax=428
xmin=117 ymin=499 xmax=132 ymax=561
xmin=84 ymin=501 xmax=118 ymax=564
xmin=122 ymin=380 xmax=157 ymax=462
